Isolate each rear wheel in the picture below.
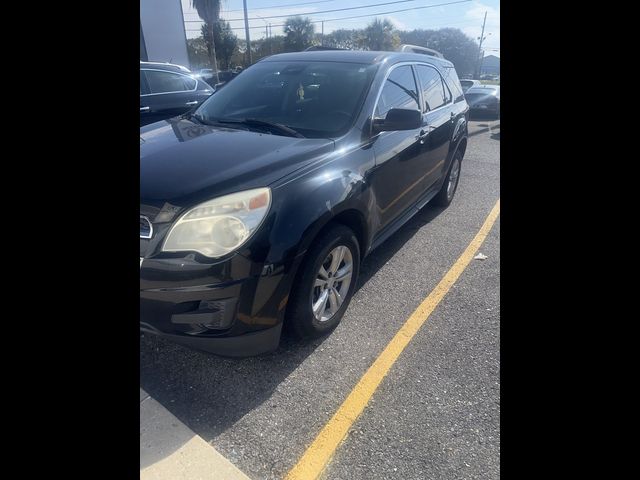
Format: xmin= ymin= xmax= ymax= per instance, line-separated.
xmin=286 ymin=224 xmax=360 ymax=339
xmin=433 ymin=149 xmax=462 ymax=207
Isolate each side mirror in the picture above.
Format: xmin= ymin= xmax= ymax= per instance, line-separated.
xmin=373 ymin=108 xmax=422 ymax=133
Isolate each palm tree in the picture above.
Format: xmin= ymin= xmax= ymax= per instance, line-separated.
xmin=191 ymin=0 xmax=221 ymax=83
xmin=283 ymin=16 xmax=315 ymax=52
xmin=362 ymin=18 xmax=399 ymax=51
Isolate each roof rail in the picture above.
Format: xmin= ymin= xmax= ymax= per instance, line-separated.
xmin=304 ymin=45 xmax=346 ymax=51
xmin=399 ymin=44 xmax=444 ymax=59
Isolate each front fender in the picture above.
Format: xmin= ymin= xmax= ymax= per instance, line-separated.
xmin=445 ymin=115 xmax=468 ymax=168
xmin=268 ymin=167 xmax=371 ymax=268
xmin=451 ymin=115 xmax=468 ymax=153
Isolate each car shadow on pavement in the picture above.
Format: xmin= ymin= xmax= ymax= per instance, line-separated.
xmin=357 ymin=203 xmax=446 ymax=289
xmin=140 ymin=329 xmax=330 ymax=442
xmin=140 ymin=202 xmax=447 ymax=444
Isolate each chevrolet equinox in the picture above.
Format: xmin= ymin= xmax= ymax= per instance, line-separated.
xmin=140 ymin=50 xmax=469 ymax=356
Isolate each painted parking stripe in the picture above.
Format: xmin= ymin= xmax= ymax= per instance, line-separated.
xmin=285 ymin=199 xmax=501 ymax=480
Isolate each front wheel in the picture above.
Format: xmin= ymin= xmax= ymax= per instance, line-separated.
xmin=286 ymin=224 xmax=360 ymax=339
xmin=433 ymin=150 xmax=462 ymax=207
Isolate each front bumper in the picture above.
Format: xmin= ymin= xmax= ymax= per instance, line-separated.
xmin=140 ymin=252 xmax=296 ymax=357
xmin=140 ymin=321 xmax=283 ymax=357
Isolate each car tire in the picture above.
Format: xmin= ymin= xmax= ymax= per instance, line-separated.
xmin=286 ymin=224 xmax=360 ymax=339
xmin=433 ymin=149 xmax=463 ymax=207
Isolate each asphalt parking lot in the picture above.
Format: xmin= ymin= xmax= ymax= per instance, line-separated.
xmin=140 ymin=118 xmax=500 ymax=480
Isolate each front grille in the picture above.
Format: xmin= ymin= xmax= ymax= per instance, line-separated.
xmin=140 ymin=215 xmax=153 ymax=239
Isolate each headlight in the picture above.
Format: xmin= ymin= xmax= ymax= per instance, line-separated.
xmin=162 ymin=188 xmax=271 ymax=258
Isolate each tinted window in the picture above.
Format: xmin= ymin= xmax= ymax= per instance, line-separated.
xmin=195 ymin=61 xmax=378 ymax=138
xmin=441 ymin=66 xmax=465 ymax=102
xmin=415 ymin=65 xmax=447 ymax=112
xmin=442 ymin=78 xmax=452 ymax=104
xmin=467 ymin=87 xmax=498 ymax=96
xmin=144 ymin=70 xmax=197 ymax=93
xmin=140 ymin=71 xmax=149 ymax=95
xmin=375 ymin=65 xmax=419 ymax=118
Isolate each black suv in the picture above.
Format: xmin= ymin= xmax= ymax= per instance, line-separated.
xmin=140 ymin=50 xmax=469 ymax=356
xmin=140 ymin=62 xmax=214 ymax=126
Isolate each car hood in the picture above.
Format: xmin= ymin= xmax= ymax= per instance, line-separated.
xmin=140 ymin=118 xmax=335 ymax=205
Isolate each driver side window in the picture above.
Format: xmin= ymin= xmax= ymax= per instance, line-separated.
xmin=375 ymin=65 xmax=420 ymax=118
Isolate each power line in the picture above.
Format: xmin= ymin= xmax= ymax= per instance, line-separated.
xmin=225 ymin=0 xmax=423 ymax=21
xmin=186 ymin=16 xmax=479 ymax=33
xmin=185 ymin=0 xmax=462 ymax=23
xmin=183 ymin=0 xmax=338 ymax=14
xmin=222 ymin=0 xmax=474 ymax=31
xmin=296 ymin=0 xmax=471 ymax=26
xmin=184 ymin=2 xmax=484 ymax=35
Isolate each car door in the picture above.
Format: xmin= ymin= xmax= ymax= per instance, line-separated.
xmin=414 ymin=64 xmax=455 ymax=190
xmin=370 ymin=64 xmax=425 ymax=231
xmin=140 ymin=69 xmax=201 ymax=126
xmin=140 ymin=70 xmax=155 ymax=126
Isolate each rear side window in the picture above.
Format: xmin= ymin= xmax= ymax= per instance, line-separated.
xmin=441 ymin=66 xmax=465 ymax=102
xmin=140 ymin=71 xmax=149 ymax=95
xmin=415 ymin=65 xmax=447 ymax=112
xmin=144 ymin=70 xmax=197 ymax=94
xmin=375 ymin=65 xmax=420 ymax=118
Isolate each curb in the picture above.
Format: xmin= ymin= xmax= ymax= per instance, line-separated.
xmin=140 ymin=388 xmax=251 ymax=480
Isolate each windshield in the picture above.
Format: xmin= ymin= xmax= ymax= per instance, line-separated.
xmin=194 ymin=61 xmax=378 ymax=139
xmin=467 ymin=88 xmax=497 ymax=96
xmin=465 ymin=92 xmax=498 ymax=102
xmin=460 ymin=80 xmax=475 ymax=92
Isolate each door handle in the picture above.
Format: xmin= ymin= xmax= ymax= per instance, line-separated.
xmin=140 ymin=106 xmax=150 ymax=112
xmin=419 ymin=125 xmax=436 ymax=136
xmin=417 ymin=128 xmax=432 ymax=144
xmin=185 ymin=101 xmax=198 ymax=106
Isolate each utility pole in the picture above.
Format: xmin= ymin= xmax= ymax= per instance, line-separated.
xmin=475 ymin=11 xmax=487 ymax=79
xmin=243 ymin=0 xmax=252 ymax=66
xmin=321 ymin=21 xmax=324 ymax=45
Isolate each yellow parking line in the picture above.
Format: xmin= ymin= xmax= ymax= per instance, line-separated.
xmin=285 ymin=198 xmax=501 ymax=480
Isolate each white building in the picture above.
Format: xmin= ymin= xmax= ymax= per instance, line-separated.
xmin=140 ymin=0 xmax=190 ymax=69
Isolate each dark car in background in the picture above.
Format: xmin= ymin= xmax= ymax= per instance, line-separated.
xmin=465 ymin=85 xmax=500 ymax=117
xmin=140 ymin=49 xmax=469 ymax=356
xmin=460 ymin=79 xmax=481 ymax=93
xmin=140 ymin=63 xmax=214 ymax=126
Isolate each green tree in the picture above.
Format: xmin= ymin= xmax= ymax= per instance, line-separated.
xmin=283 ymin=16 xmax=315 ymax=52
xmin=202 ymin=21 xmax=238 ymax=70
xmin=187 ymin=37 xmax=210 ymax=70
xmin=191 ymin=0 xmax=221 ymax=83
xmin=256 ymin=36 xmax=285 ymax=61
xmin=322 ymin=28 xmax=362 ymax=50
xmin=360 ymin=18 xmax=400 ymax=51
xmin=398 ymin=28 xmax=478 ymax=76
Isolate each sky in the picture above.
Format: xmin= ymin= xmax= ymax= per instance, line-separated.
xmin=181 ymin=0 xmax=500 ymax=57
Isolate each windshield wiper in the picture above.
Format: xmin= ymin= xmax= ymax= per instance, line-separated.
xmin=184 ymin=112 xmax=208 ymax=124
xmin=215 ymin=118 xmax=305 ymax=138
